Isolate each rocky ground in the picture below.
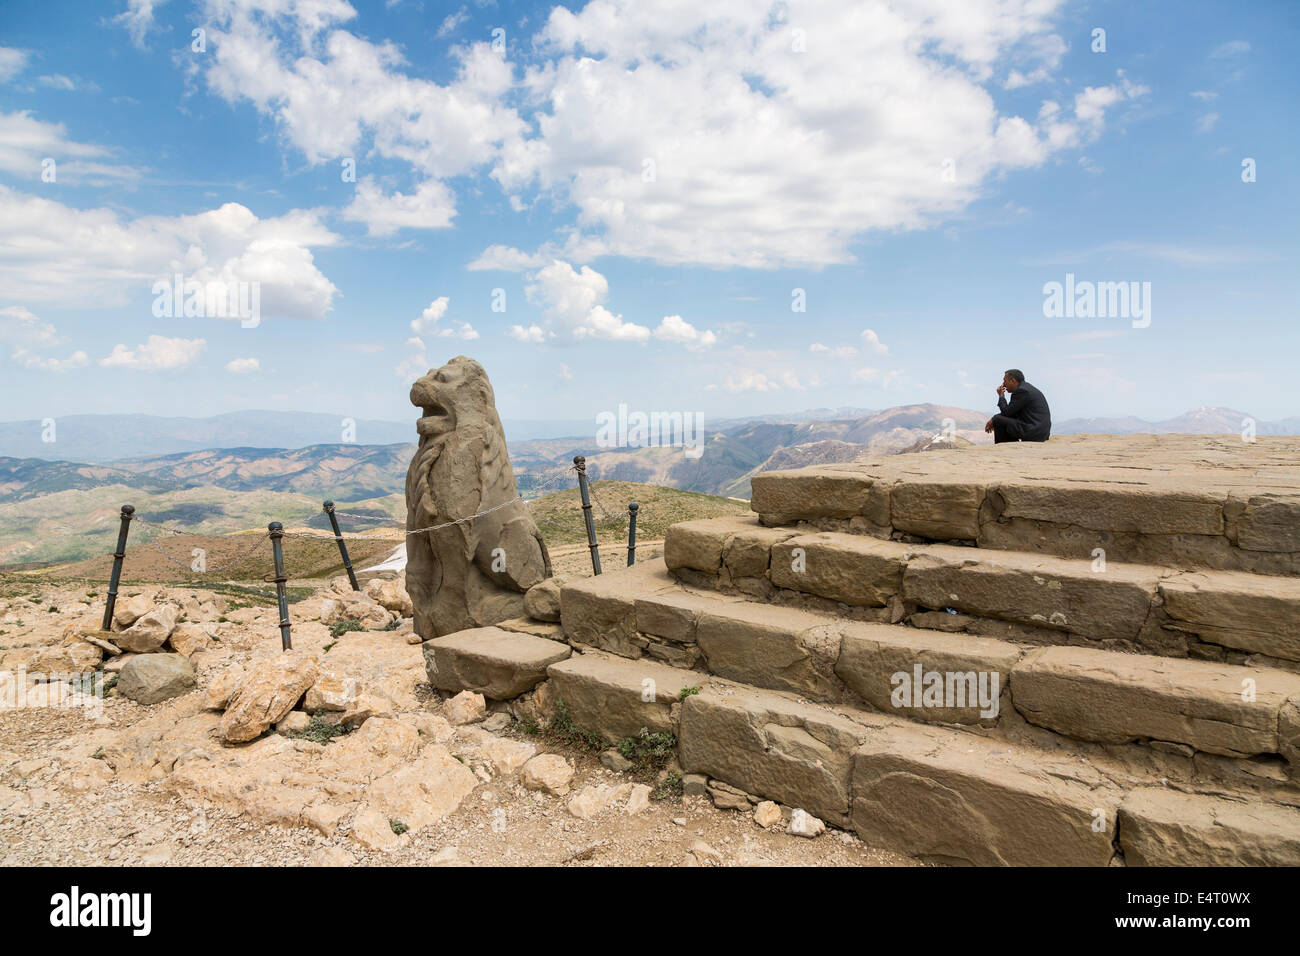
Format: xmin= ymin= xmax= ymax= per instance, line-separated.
xmin=0 ymin=572 xmax=916 ymax=867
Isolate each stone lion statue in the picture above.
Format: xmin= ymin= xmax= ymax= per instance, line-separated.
xmin=405 ymin=356 xmax=551 ymax=639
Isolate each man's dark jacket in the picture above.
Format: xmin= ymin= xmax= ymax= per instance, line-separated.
xmin=994 ymin=381 xmax=1052 ymax=442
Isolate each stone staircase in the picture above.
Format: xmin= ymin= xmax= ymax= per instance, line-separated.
xmin=422 ymin=436 xmax=1300 ymax=865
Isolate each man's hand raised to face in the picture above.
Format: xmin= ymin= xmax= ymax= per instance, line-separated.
xmin=996 ymin=384 xmax=1006 ymax=397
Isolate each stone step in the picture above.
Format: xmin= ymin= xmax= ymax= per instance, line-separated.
xmin=532 ymin=661 xmax=1300 ymax=865
xmin=664 ymin=515 xmax=1300 ymax=664
xmin=422 ymin=626 xmax=571 ymax=700
xmin=559 ymin=560 xmax=1300 ymax=764
xmin=1012 ymin=646 xmax=1300 ymax=759
xmin=849 ymin=719 xmax=1123 ymax=866
xmin=1118 ymin=788 xmax=1300 ymax=866
xmin=747 ymin=434 xmax=1300 ymax=576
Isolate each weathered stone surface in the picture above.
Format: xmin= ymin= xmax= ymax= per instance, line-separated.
xmin=1011 ymin=646 xmax=1300 ymax=757
xmin=634 ymin=592 xmax=720 ymax=644
xmin=423 ymin=626 xmax=570 ymax=699
xmin=770 ymin=533 xmax=908 ymax=607
xmin=835 ymin=623 xmax=1020 ymax=725
xmin=890 ymin=480 xmax=985 ymax=540
xmin=1281 ymin=697 xmax=1300 ymax=766
xmin=111 ymin=593 xmax=153 ymax=630
xmin=1234 ymin=492 xmax=1300 ymax=553
xmin=546 ymin=651 xmax=696 ymax=742
xmin=1159 ymin=571 xmax=1300 ymax=662
xmin=520 ymin=753 xmax=573 ymax=795
xmin=663 ymin=517 xmax=739 ymax=573
xmin=790 ymin=808 xmax=826 ymax=838
xmin=750 ymin=469 xmax=875 ymax=519
xmin=364 ymin=576 xmax=414 ymax=617
xmin=116 ymin=605 xmax=178 ymax=653
xmin=523 ymin=577 xmax=564 ymax=622
xmin=116 ymin=654 xmax=196 ymax=705
xmin=303 ymin=672 xmax=358 ymax=713
xmin=1119 ymin=788 xmax=1300 ymax=866
xmin=695 ymin=602 xmax=843 ymax=701
xmin=26 ymin=640 xmax=102 ymax=675
xmin=903 ymin=545 xmax=1159 ymax=643
xmin=167 ymin=622 xmax=214 ymax=658
xmin=559 ymin=559 xmax=675 ymax=657
xmin=724 ymin=523 xmax=799 ymax=579
xmin=851 ymin=722 xmax=1120 ymax=866
xmin=678 ymin=686 xmax=880 ymax=826
xmin=568 ymin=783 xmax=633 ymax=819
xmin=443 ymin=690 xmax=486 ymax=725
xmin=405 ymin=356 xmax=552 ymax=639
xmin=219 ymin=652 xmax=319 ymax=743
xmin=996 ymin=481 xmax=1225 ymax=536
xmin=354 ymin=744 xmax=479 ymax=842
xmin=753 ymin=800 xmax=782 ymax=828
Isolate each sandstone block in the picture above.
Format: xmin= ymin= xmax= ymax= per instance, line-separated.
xmin=423 ymin=626 xmax=570 ymax=699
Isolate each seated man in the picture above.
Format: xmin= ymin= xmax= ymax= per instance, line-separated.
xmin=984 ymin=369 xmax=1051 ymax=443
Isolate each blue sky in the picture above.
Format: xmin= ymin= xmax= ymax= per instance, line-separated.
xmin=0 ymin=0 xmax=1296 ymax=430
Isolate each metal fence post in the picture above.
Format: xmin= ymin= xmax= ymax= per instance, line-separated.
xmin=627 ymin=501 xmax=638 ymax=566
xmin=100 ymin=504 xmax=135 ymax=631
xmin=574 ymin=455 xmax=602 ymax=575
xmin=322 ymin=500 xmax=359 ymax=591
xmin=268 ymin=522 xmax=292 ymax=650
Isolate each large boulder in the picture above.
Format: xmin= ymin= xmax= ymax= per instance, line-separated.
xmin=117 ymin=654 xmax=197 ymax=705
xmin=405 ymin=357 xmax=551 ymax=639
xmin=116 ymin=604 xmax=179 ymax=653
xmin=219 ymin=652 xmax=319 ymax=743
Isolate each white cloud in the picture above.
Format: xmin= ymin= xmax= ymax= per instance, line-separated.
xmin=524 ymin=260 xmax=650 ymax=343
xmin=1191 ymin=90 xmax=1218 ymax=102
xmin=395 ymin=336 xmax=429 ymax=380
xmin=0 ymin=188 xmax=340 ymax=319
xmin=653 ymin=315 xmax=716 ymax=349
xmin=37 ymin=74 xmax=76 ymax=91
xmin=341 ymin=177 xmax=457 ymax=236
xmin=508 ymin=324 xmax=546 ymax=343
xmin=100 ymin=335 xmax=206 ymax=370
xmin=811 ymin=343 xmax=858 ymax=358
xmin=466 ymin=244 xmax=546 ymax=271
xmin=860 ymin=329 xmax=889 ymax=355
xmin=225 ymin=357 xmax=260 ymax=374
xmin=11 ymin=348 xmax=88 ymax=372
xmin=411 ymin=296 xmax=478 ymax=339
xmin=197 ymin=0 xmax=525 ymax=235
xmin=1210 ymin=40 xmax=1250 ymax=59
xmin=114 ymin=0 xmax=170 ymax=48
xmin=0 ymin=305 xmax=62 ymax=348
xmin=559 ymin=363 xmax=573 ymax=380
xmin=2 ymin=305 xmax=86 ymax=371
xmin=437 ymin=6 xmax=469 ymax=38
xmin=0 ymin=47 xmax=28 ymax=84
xmin=0 ymin=111 xmax=141 ymax=185
xmin=720 ymin=372 xmax=780 ymax=393
xmin=1196 ymin=112 xmax=1220 ymax=134
xmin=193 ymin=0 xmax=1143 ymax=270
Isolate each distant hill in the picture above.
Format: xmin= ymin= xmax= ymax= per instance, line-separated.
xmin=1056 ymin=406 xmax=1300 ymax=436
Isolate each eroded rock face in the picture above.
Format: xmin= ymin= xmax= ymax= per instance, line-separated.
xmin=405 ymin=356 xmax=551 ymax=639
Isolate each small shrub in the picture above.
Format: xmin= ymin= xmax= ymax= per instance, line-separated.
xmin=678 ymin=686 xmax=700 ymax=701
xmin=390 ymin=819 xmax=408 ymax=835
xmin=329 ymin=619 xmax=364 ymax=638
xmin=282 ymin=715 xmax=353 ymax=746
